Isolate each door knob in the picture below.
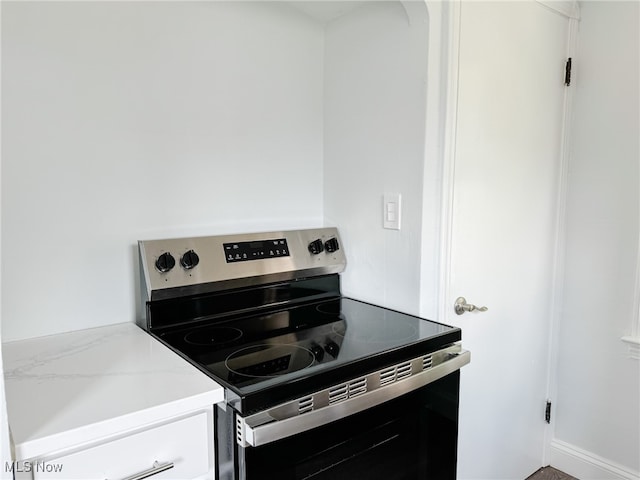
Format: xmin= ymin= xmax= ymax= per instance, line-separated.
xmin=454 ymin=297 xmax=488 ymax=315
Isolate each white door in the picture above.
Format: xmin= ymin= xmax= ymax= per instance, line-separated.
xmin=442 ymin=2 xmax=571 ymax=479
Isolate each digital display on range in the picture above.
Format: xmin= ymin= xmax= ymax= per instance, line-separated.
xmin=224 ymin=238 xmax=290 ymax=263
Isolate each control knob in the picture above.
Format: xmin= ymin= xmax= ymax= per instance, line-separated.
xmin=324 ymin=237 xmax=340 ymax=253
xmin=180 ymin=250 xmax=200 ymax=270
xmin=308 ymin=239 xmax=324 ymax=255
xmin=324 ymin=341 xmax=340 ymax=358
xmin=310 ymin=345 xmax=325 ymax=361
xmin=155 ymin=252 xmax=175 ymax=273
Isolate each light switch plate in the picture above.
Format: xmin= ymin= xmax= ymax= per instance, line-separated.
xmin=383 ymin=193 xmax=401 ymax=230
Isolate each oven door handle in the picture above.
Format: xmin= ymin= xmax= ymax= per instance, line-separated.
xmin=237 ymin=346 xmax=470 ymax=447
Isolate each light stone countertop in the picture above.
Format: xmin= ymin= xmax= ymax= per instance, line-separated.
xmin=2 ymin=322 xmax=224 ymax=460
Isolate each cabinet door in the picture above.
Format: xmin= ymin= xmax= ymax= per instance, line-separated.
xmin=443 ymin=1 xmax=571 ymax=478
xmin=33 ymin=411 xmax=212 ymax=480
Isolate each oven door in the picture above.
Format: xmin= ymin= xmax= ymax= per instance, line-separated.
xmin=216 ymin=371 xmax=461 ymax=480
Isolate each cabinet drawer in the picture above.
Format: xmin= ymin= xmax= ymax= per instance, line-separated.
xmin=33 ymin=410 xmax=212 ymax=480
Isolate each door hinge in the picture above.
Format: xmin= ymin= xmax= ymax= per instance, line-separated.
xmin=564 ymin=58 xmax=572 ymax=86
xmin=545 ymin=400 xmax=552 ymax=423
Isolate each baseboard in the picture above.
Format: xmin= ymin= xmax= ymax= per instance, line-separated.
xmin=549 ymin=439 xmax=640 ymax=480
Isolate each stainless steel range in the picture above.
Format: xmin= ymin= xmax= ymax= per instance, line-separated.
xmin=138 ymin=227 xmax=470 ymax=480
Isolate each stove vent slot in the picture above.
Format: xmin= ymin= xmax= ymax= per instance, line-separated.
xmin=379 ymin=366 xmax=396 ymax=386
xmin=236 ymin=415 xmax=246 ymax=446
xmin=328 ymin=377 xmax=367 ymax=405
xmin=298 ymin=396 xmax=314 ymax=414
xmin=349 ymin=377 xmax=367 ymax=397
xmin=396 ymin=361 xmax=412 ymax=380
xmin=379 ymin=360 xmax=414 ymax=386
xmin=422 ymin=354 xmax=433 ymax=370
xmin=328 ymin=383 xmax=349 ymax=404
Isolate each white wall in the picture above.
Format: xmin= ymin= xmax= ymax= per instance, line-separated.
xmin=0 ymin=12 xmax=11 ymax=460
xmin=1 ymin=2 xmax=325 ymax=341
xmin=0 ymin=341 xmax=9 ymax=480
xmin=323 ymin=1 xmax=429 ymax=314
xmin=0 ymin=343 xmax=9 ymax=480
xmin=551 ymin=2 xmax=640 ymax=478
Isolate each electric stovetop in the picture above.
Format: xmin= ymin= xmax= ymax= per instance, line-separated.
xmin=154 ymin=296 xmax=460 ymax=413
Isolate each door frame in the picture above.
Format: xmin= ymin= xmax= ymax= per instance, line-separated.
xmin=539 ymin=2 xmax=580 ymax=466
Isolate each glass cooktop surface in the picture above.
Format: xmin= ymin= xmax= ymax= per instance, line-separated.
xmin=156 ymin=297 xmax=459 ymax=397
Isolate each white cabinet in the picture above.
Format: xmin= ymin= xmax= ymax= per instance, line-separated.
xmin=15 ymin=408 xmax=214 ymax=480
xmin=23 ymin=408 xmax=213 ymax=480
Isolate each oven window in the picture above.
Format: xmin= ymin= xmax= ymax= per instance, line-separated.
xmin=218 ymin=372 xmax=460 ymax=480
